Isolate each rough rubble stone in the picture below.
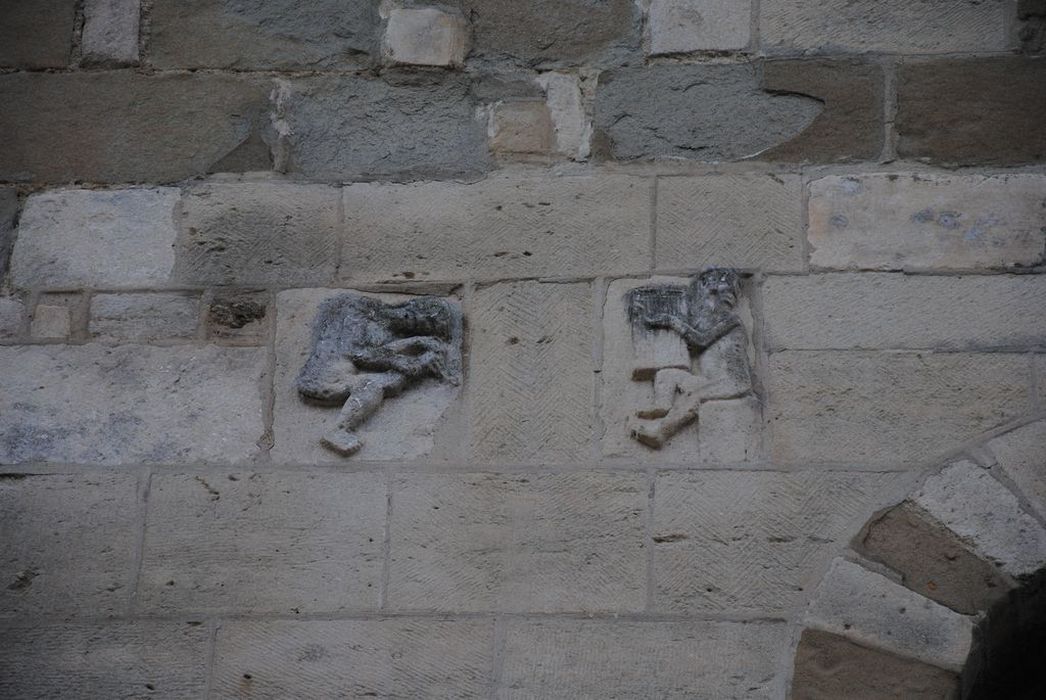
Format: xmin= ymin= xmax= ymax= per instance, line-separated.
xmin=490 ymin=100 xmax=554 ymax=154
xmin=0 ymin=344 xmax=266 ymax=465
xmin=89 ymin=293 xmax=200 ymax=343
xmin=807 ymin=173 xmax=1046 ymax=271
xmin=383 ymin=7 xmax=468 ymax=67
xmin=139 ymin=472 xmax=386 ymax=614
xmin=82 ymin=0 xmax=140 ymax=66
xmin=0 ymin=473 xmax=138 ymax=618
xmin=0 ymin=0 xmax=76 ymax=69
xmin=207 ymin=291 xmax=269 ymax=345
xmin=987 ymin=421 xmax=1046 ymax=521
xmin=594 ymin=64 xmax=822 ymax=161
xmin=0 ymin=297 xmax=25 ymax=339
xmin=648 ymin=0 xmax=751 ymax=54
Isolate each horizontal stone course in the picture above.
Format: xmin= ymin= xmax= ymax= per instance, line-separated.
xmin=89 ymin=293 xmax=200 ymax=342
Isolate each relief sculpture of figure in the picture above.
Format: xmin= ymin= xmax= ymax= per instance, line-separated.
xmin=628 ymin=268 xmax=752 ymax=448
xmin=296 ymin=293 xmax=463 ymax=457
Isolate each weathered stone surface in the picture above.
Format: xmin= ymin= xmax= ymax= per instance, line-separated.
xmin=150 ymin=0 xmax=377 ymax=69
xmin=0 ymin=297 xmax=25 ymax=339
xmin=767 ymin=352 xmax=1032 ymax=466
xmin=388 ymin=471 xmax=646 ymax=613
xmin=12 ymin=188 xmax=179 ymax=290
xmin=470 ymin=281 xmax=594 ymax=463
xmin=791 ymin=628 xmax=960 ymax=700
xmin=139 ymin=472 xmax=385 ymax=614
xmin=913 ymin=461 xmax=1046 ymax=578
xmin=654 ymin=471 xmax=902 ymax=615
xmin=341 ymin=174 xmax=650 ymax=283
xmin=805 ymin=558 xmax=974 ymax=671
xmin=763 ymin=274 xmax=1046 ymax=351
xmin=30 ymin=304 xmax=71 ymax=340
xmin=383 ymin=7 xmax=468 ymax=67
xmin=854 ymin=501 xmax=1013 ymax=615
xmin=273 ymin=289 xmax=463 ymax=464
xmin=0 ymin=344 xmax=266 ymax=465
xmin=172 ymin=182 xmax=339 ymax=287
xmin=699 ymin=396 xmax=762 ymax=463
xmin=0 ymin=621 xmax=209 ymax=698
xmin=282 ymin=75 xmax=489 ymax=181
xmin=464 ymin=0 xmax=637 ymax=66
xmin=760 ymin=59 xmax=884 ymax=162
xmin=897 ymin=57 xmax=1046 ymax=166
xmin=490 ymin=100 xmax=554 ymax=154
xmin=0 ymin=72 xmax=272 ymax=183
xmin=213 ymin=618 xmax=492 ymax=697
xmin=0 ymin=187 xmax=17 ymax=284
xmin=498 ymin=619 xmax=786 ymax=699
xmin=0 ymin=473 xmax=138 ymax=618
xmin=207 ymin=291 xmax=269 ymax=345
xmin=656 ymin=174 xmax=804 ymax=272
xmin=807 ymin=174 xmax=1046 ymax=271
xmin=82 ymin=0 xmax=140 ymax=65
xmin=988 ymin=421 xmax=1046 ymax=520
xmin=595 ymin=65 xmax=821 ymax=161
xmin=761 ymin=0 xmax=1007 ymax=54
xmin=535 ymin=72 xmax=591 ymax=160
xmin=89 ymin=293 xmax=200 ymax=343
xmin=648 ymin=0 xmax=751 ymax=54
xmin=0 ymin=0 xmax=75 ymax=69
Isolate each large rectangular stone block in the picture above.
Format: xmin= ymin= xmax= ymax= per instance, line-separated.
xmin=89 ymin=293 xmax=200 ymax=343
xmin=767 ymin=352 xmax=1033 ymax=466
xmin=213 ymin=618 xmax=492 ymax=698
xmin=469 ymin=281 xmax=594 ymax=463
xmin=808 ymin=174 xmax=1046 ymax=271
xmin=341 ymin=173 xmax=651 ymax=283
xmin=656 ymin=174 xmax=804 ymax=273
xmin=497 ymin=619 xmax=787 ymax=699
xmin=763 ymin=274 xmax=1046 ymax=351
xmin=388 ymin=471 xmax=647 ymax=613
xmin=988 ymin=420 xmax=1046 ymax=521
xmin=138 ymin=472 xmax=386 ymax=614
xmin=0 ymin=0 xmax=76 ymax=69
xmin=0 ymin=473 xmax=138 ymax=618
xmin=0 ymin=344 xmax=266 ymax=465
xmin=0 ymin=621 xmax=209 ymax=698
xmin=653 ymin=470 xmax=902 ymax=616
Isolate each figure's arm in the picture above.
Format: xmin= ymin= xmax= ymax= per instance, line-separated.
xmin=645 ymin=314 xmax=740 ymax=351
xmin=351 ymin=337 xmax=451 ymax=380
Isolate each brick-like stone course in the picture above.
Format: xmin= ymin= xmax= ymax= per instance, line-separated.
xmin=0 ymin=0 xmax=76 ymax=69
xmin=89 ymin=293 xmax=200 ymax=343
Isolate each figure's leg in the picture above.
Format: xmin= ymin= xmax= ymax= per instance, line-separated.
xmin=322 ymin=372 xmax=407 ymax=456
xmin=636 ymin=368 xmax=694 ymax=419
xmin=630 ymin=387 xmax=702 ymax=448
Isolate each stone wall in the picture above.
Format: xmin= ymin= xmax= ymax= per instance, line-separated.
xmin=1 ymin=1 xmax=1044 ymax=698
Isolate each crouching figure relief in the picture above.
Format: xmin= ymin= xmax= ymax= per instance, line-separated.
xmin=296 ymin=293 xmax=463 ymax=457
xmin=627 ymin=268 xmax=752 ymax=448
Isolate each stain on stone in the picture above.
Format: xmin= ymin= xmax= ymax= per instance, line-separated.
xmin=210 ymin=297 xmax=267 ymax=329
xmin=8 ymin=567 xmax=39 ymax=591
xmin=653 ymin=533 xmax=689 ymax=543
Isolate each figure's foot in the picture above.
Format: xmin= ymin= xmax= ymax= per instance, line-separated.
xmin=629 ymin=419 xmax=664 ymax=449
xmin=322 ymin=430 xmax=363 ymax=456
xmin=635 ymin=405 xmax=669 ymax=420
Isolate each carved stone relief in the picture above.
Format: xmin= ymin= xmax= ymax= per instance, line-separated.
xmin=296 ymin=293 xmax=463 ymax=456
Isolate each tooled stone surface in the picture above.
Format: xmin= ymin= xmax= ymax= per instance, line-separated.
xmin=296 ymin=293 xmax=463 ymax=457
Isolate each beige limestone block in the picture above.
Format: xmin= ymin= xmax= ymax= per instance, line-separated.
xmin=89 ymin=292 xmax=200 ymax=343
xmin=382 ymin=7 xmax=468 ymax=67
xmin=490 ymin=100 xmax=554 ymax=154
xmin=30 ymin=304 xmax=71 ymax=339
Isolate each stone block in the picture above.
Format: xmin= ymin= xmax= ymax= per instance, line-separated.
xmin=30 ymin=304 xmax=71 ymax=340
xmin=341 ymin=173 xmax=650 ymax=283
xmin=897 ymin=57 xmax=1046 ymax=166
xmin=0 ymin=0 xmax=76 ymax=69
xmin=89 ymin=293 xmax=200 ymax=343
xmin=648 ymin=0 xmax=751 ymax=54
xmin=0 ymin=297 xmax=25 ymax=339
xmin=654 ymin=471 xmax=902 ymax=616
xmin=0 ymin=72 xmax=273 ymax=183
xmin=281 ymin=75 xmax=489 ymax=181
xmin=82 ymin=0 xmax=140 ymax=66
xmin=595 ymin=64 xmax=821 ymax=161
xmin=12 ymin=188 xmax=179 ymax=290
xmin=388 ymin=471 xmax=646 ymax=613
xmin=213 ymin=618 xmax=493 ymax=698
xmin=913 ymin=461 xmax=1046 ymax=578
xmin=383 ymin=8 xmax=468 ymax=67
xmin=490 ymin=101 xmax=554 ymax=154
xmin=497 ymin=619 xmax=786 ymax=699
xmin=767 ymin=352 xmax=1032 ymax=466
xmin=988 ymin=420 xmax=1046 ymax=520
xmin=0 ymin=187 xmax=16 ymax=284
xmin=172 ymin=182 xmax=339 ymax=287
xmin=761 ymin=0 xmax=1006 ymax=54
xmin=760 ymin=59 xmax=884 ymax=163
xmin=853 ymin=501 xmax=1013 ymax=615
xmin=469 ymin=281 xmax=594 ymax=463
xmin=791 ymin=628 xmax=960 ymax=700
xmin=656 ymin=174 xmax=804 ymax=273
xmin=0 ymin=621 xmax=209 ymax=698
xmin=149 ymin=0 xmax=378 ymax=70
xmin=272 ymin=289 xmax=463 ymax=464
xmin=807 ymin=174 xmax=1046 ymax=271
xmin=699 ymin=396 xmax=762 ymax=463
xmin=207 ymin=291 xmax=269 ymax=345
xmin=763 ymin=274 xmax=1046 ymax=351
xmin=805 ymin=558 xmax=974 ymax=671
xmin=139 ymin=472 xmax=385 ymax=614
xmin=0 ymin=473 xmax=138 ymax=618
xmin=0 ymin=344 xmax=266 ymax=465
xmin=535 ymin=72 xmax=591 ymax=160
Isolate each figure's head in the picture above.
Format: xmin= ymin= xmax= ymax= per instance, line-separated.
xmin=387 ymin=297 xmax=455 ymax=338
xmin=690 ymin=268 xmax=741 ymax=308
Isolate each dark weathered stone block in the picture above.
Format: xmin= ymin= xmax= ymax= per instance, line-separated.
xmin=0 ymin=0 xmax=76 ymax=69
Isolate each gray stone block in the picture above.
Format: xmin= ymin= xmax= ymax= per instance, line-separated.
xmin=0 ymin=473 xmax=138 ymax=618
xmin=0 ymin=0 xmax=76 ymax=69
xmin=0 ymin=344 xmax=266 ymax=465
xmin=988 ymin=420 xmax=1046 ymax=521
xmin=0 ymin=187 xmax=16 ymax=285
xmin=82 ymin=0 xmax=140 ymax=66
xmin=89 ymin=293 xmax=200 ymax=343
xmin=648 ymin=0 xmax=751 ymax=54
xmin=139 ymin=472 xmax=386 ymax=614
xmin=0 ymin=296 xmax=25 ymax=339
xmin=388 ymin=471 xmax=647 ymax=613
xmin=767 ymin=352 xmax=1032 ymax=466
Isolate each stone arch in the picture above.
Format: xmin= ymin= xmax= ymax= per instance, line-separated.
xmin=788 ymin=417 xmax=1046 ymax=699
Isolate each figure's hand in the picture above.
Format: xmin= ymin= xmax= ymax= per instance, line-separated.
xmin=644 ymin=313 xmax=677 ymax=330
